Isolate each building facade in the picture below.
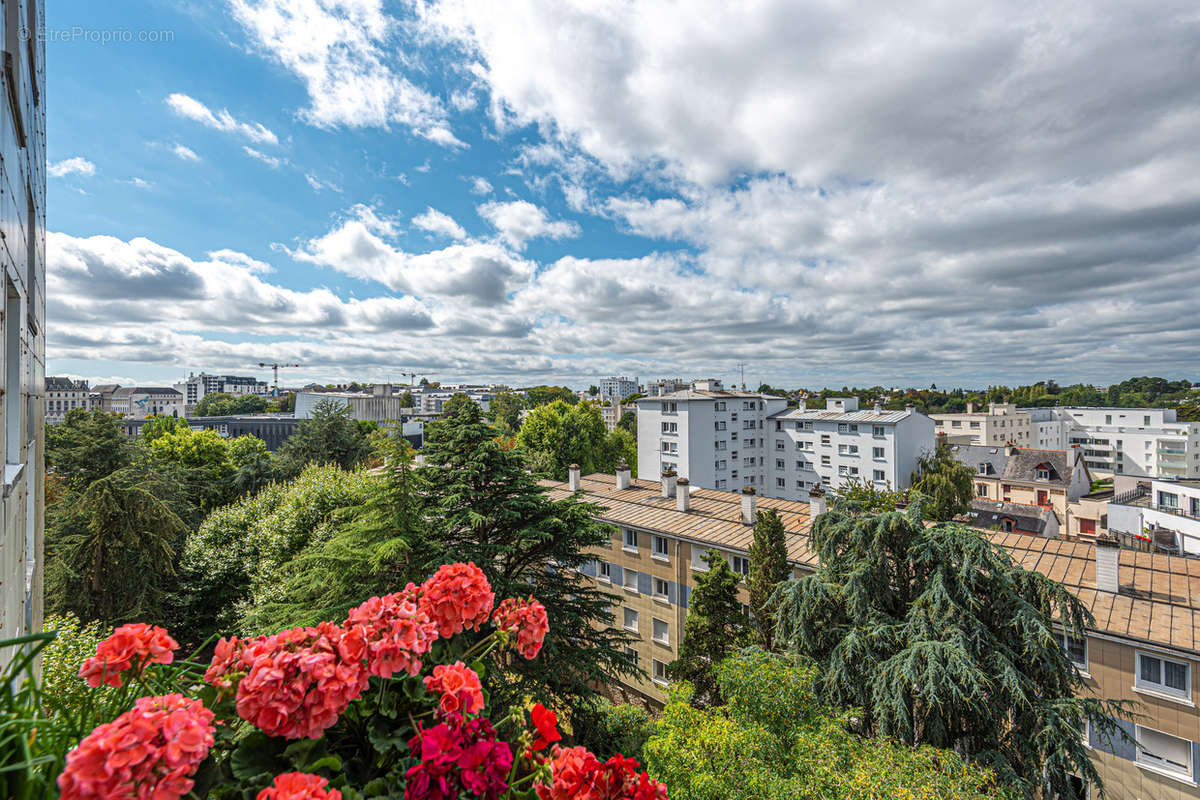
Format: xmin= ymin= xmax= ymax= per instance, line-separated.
xmin=1023 ymin=407 xmax=1200 ymax=479
xmin=636 ymin=380 xmax=789 ymax=492
xmin=45 ymin=377 xmax=98 ymax=421
xmin=0 ymin=0 xmax=45 ymax=659
xmin=173 ymin=372 xmax=269 ymax=410
xmin=1108 ymin=479 xmax=1200 ymax=558
xmin=121 ymin=415 xmax=301 ymax=451
xmin=599 ymin=376 xmax=640 ymax=401
xmin=950 ymin=443 xmax=1091 ymax=529
xmin=548 ymin=470 xmax=1200 ymax=800
xmin=111 ymin=387 xmax=185 ymax=419
xmin=930 ymin=403 xmax=1033 ymax=446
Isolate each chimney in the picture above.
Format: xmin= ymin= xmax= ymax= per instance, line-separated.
xmin=905 ymin=404 xmax=914 ymax=412
xmin=1095 ymin=536 xmax=1120 ymax=593
xmin=966 ymin=402 xmax=975 ymax=413
xmin=873 ymin=402 xmax=882 ymax=413
xmin=1006 ymin=443 xmax=1016 ymax=456
xmin=616 ymin=461 xmax=631 ymax=490
xmin=741 ymin=486 xmax=757 ymax=525
xmin=568 ymin=463 xmax=581 ymax=491
xmin=661 ymin=469 xmax=677 ymax=499
xmin=808 ymin=485 xmax=827 ymax=517
xmin=676 ymin=477 xmax=690 ymax=512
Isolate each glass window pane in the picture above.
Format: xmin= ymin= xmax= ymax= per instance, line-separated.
xmin=1165 ymin=660 xmax=1189 ymax=692
xmin=1140 ymin=655 xmax=1161 ymax=684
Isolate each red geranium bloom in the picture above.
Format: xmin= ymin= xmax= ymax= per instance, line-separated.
xmin=78 ymin=622 xmax=178 ymax=688
xmin=423 ymin=661 xmax=484 ymax=716
xmin=58 ymin=693 xmax=215 ymax=800
xmin=535 ymin=746 xmax=668 ymax=800
xmin=419 ymin=562 xmax=495 ymax=638
xmin=492 ymin=597 xmax=549 ymax=660
xmin=257 ymin=772 xmax=342 ymax=800
xmin=530 ymin=703 xmax=562 ymax=751
xmin=344 ymin=587 xmax=439 ymax=678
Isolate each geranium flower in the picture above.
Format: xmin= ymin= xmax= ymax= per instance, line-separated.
xmin=405 ymin=714 xmax=513 ymax=800
xmin=492 ymin=597 xmax=549 ymax=660
xmin=78 ymin=622 xmax=178 ymax=688
xmin=204 ymin=635 xmax=245 ymax=690
xmin=58 ymin=693 xmax=215 ymax=800
xmin=530 ymin=703 xmax=562 ymax=751
xmin=535 ymin=746 xmax=668 ymax=800
xmin=344 ymin=588 xmax=439 ymax=678
xmin=257 ymin=772 xmax=342 ymax=800
xmin=423 ymin=661 xmax=484 ymax=716
xmin=419 ymin=562 xmax=495 ymax=637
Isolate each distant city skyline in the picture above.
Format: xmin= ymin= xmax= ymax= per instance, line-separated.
xmin=47 ymin=1 xmax=1200 ymax=388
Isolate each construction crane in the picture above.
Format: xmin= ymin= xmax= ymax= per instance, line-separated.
xmin=399 ymin=372 xmax=422 ymax=385
xmin=257 ymin=362 xmax=302 ymax=396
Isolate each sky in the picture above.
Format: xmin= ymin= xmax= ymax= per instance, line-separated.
xmin=46 ymin=0 xmax=1200 ymax=391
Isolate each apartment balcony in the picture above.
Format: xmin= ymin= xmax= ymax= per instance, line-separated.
xmin=1157 ymin=457 xmax=1187 ymax=470
xmin=1157 ymin=448 xmax=1187 ymax=456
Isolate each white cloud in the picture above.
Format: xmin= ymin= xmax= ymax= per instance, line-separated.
xmin=172 ymin=144 xmax=200 ymax=162
xmin=49 ymin=157 xmax=96 ymax=178
xmin=469 ymin=176 xmax=492 ymax=195
xmin=412 ymin=207 xmax=468 ymax=240
xmin=477 ymin=200 xmax=580 ymax=248
xmin=167 ymin=93 xmax=279 ymax=145
xmin=243 ymin=146 xmax=287 ymax=168
xmin=230 ymin=0 xmax=462 ymax=145
xmin=304 ymin=173 xmax=342 ymax=193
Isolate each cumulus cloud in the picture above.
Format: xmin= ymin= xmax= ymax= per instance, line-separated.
xmin=167 ymin=93 xmax=279 ymax=145
xmin=49 ymin=157 xmax=96 ymax=178
xmin=172 ymin=144 xmax=200 ymax=162
xmin=469 ymin=176 xmax=493 ymax=195
xmin=230 ymin=0 xmax=461 ymax=145
xmin=412 ymin=207 xmax=468 ymax=240
xmin=477 ymin=200 xmax=580 ymax=248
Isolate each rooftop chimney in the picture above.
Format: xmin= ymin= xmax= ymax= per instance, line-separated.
xmin=873 ymin=402 xmax=882 ymax=413
xmin=676 ymin=477 xmax=690 ymax=512
xmin=1095 ymin=536 xmax=1120 ymax=593
xmin=616 ymin=461 xmax=631 ymax=490
xmin=741 ymin=486 xmax=757 ymax=525
xmin=568 ymin=463 xmax=581 ymax=491
xmin=808 ymin=485 xmax=827 ymax=517
xmin=661 ymin=469 xmax=677 ymax=499
xmin=966 ymin=402 xmax=976 ymax=413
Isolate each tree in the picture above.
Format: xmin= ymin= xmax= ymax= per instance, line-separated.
xmin=138 ymin=415 xmax=189 ymax=444
xmin=587 ymin=385 xmax=600 ymax=396
xmin=46 ymin=408 xmax=133 ymax=490
xmin=487 ymin=390 xmax=524 ymax=434
xmin=194 ymin=392 xmax=268 ymax=417
xmin=668 ymin=549 xmax=748 ymax=705
xmin=909 ymin=437 xmax=973 ymax=521
xmin=516 ymin=399 xmax=608 ymax=479
xmin=646 ymin=650 xmax=1014 ymax=800
xmin=399 ymin=389 xmax=415 ymax=408
xmin=617 ymin=410 xmax=636 ymax=437
xmin=226 ymin=435 xmax=275 ymax=498
xmin=773 ymin=500 xmax=1130 ymax=798
xmin=747 ymin=509 xmax=788 ymax=650
xmin=829 ymin=478 xmax=902 ymax=513
xmin=599 ymin=427 xmax=637 ymax=478
xmin=523 ymin=385 xmax=577 ymax=407
xmin=275 ymin=399 xmax=369 ymax=478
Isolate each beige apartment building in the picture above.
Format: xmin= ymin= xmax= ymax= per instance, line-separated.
xmin=548 ymin=467 xmax=1200 ymax=799
xmin=931 ymin=402 xmax=1033 ymax=446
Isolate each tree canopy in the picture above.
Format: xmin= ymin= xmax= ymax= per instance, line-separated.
xmin=193 ymin=392 xmax=268 ymax=417
xmin=275 ymin=399 xmax=370 ymax=478
xmin=46 ymin=409 xmax=133 ymax=490
xmin=773 ymin=498 xmax=1129 ymax=798
xmin=747 ymin=509 xmax=789 ymax=650
xmin=668 ymin=549 xmax=748 ymax=705
xmin=910 ymin=437 xmax=974 ymax=521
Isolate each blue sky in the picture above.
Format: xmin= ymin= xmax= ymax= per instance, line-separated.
xmin=47 ymin=0 xmax=1200 ymax=390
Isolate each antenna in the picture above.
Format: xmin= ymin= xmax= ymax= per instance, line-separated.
xmin=736 ymin=362 xmax=746 ymax=390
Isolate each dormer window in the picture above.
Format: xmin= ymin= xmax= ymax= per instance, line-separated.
xmin=977 ymin=463 xmax=988 ymax=474
xmin=1036 ymin=467 xmax=1051 ymax=481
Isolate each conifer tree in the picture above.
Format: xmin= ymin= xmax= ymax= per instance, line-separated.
xmin=747 ymin=509 xmax=788 ymax=650
xmin=46 ymin=408 xmax=133 ymax=490
xmin=910 ymin=437 xmax=973 ymax=520
xmin=275 ymin=399 xmax=369 ymax=478
xmin=668 ymin=549 xmax=748 ymax=705
xmin=773 ymin=498 xmax=1131 ymax=798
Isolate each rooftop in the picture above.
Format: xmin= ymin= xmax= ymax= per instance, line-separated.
xmin=638 ymin=389 xmax=775 ymax=401
xmin=772 ymin=406 xmax=913 ymax=424
xmin=545 ymin=472 xmax=1200 ymax=655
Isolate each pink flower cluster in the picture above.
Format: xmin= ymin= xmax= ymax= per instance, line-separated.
xmin=257 ymin=772 xmax=342 ymax=800
xmin=418 ymin=562 xmax=495 ymax=637
xmin=535 ymin=746 xmax=668 ymax=800
xmin=344 ymin=588 xmax=439 ymax=678
xmin=492 ymin=597 xmax=549 ymax=660
xmin=221 ymin=622 xmax=370 ymax=740
xmin=405 ymin=714 xmax=513 ymax=800
xmin=423 ymin=661 xmax=484 ymax=716
xmin=78 ymin=623 xmax=179 ymax=688
xmin=58 ymin=693 xmax=215 ymax=800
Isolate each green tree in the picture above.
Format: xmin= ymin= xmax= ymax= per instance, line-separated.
xmin=668 ymin=549 xmax=748 ymax=705
xmin=516 ymin=399 xmax=608 ymax=479
xmin=587 ymin=385 xmax=600 ymax=396
xmin=599 ymin=427 xmax=637 ymax=478
xmin=773 ymin=500 xmax=1130 ymax=798
xmin=46 ymin=408 xmax=133 ymax=490
xmin=646 ymin=650 xmax=1014 ymax=800
xmin=487 ymin=390 xmax=525 ymax=434
xmin=275 ymin=399 xmax=369 ymax=478
xmin=617 ymin=410 xmax=636 ymax=437
xmin=399 ymin=389 xmax=415 ymax=408
xmin=747 ymin=509 xmax=788 ymax=650
xmin=909 ymin=437 xmax=973 ymax=521
xmin=194 ymin=392 xmax=268 ymax=417
xmin=523 ymin=385 xmax=577 ymax=407
xmin=138 ymin=415 xmax=189 ymax=444
xmin=226 ymin=435 xmax=275 ymax=497
xmin=829 ymin=478 xmax=902 ymax=513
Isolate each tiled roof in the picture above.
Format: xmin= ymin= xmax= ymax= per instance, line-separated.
xmin=970 ymin=499 xmax=1057 ymax=535
xmin=548 ymin=473 xmax=1200 ymax=655
xmin=1001 ymin=447 xmax=1072 ymax=485
xmin=949 ymin=444 xmax=1009 ymax=477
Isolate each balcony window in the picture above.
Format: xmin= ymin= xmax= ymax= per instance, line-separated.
xmin=1137 ymin=652 xmax=1190 ymax=700
xmin=1054 ymin=631 xmax=1088 ymax=671
xmin=652 ymin=658 xmax=668 ymax=685
xmin=653 ymin=577 xmax=669 ymax=600
xmin=623 ymin=569 xmax=638 ymax=593
xmin=598 ymin=562 xmax=611 ymax=583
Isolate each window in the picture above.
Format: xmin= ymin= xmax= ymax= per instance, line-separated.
xmin=731 ymin=555 xmax=749 ymax=577
xmin=837 ymin=444 xmax=858 ymax=455
xmin=652 ymin=535 xmax=670 ymax=559
xmin=691 ymin=547 xmax=710 ymax=571
xmin=653 ymin=577 xmax=669 ymax=600
xmin=1137 ymin=652 xmax=1190 ymax=699
xmin=598 ymin=562 xmax=611 ymax=583
xmin=663 ymin=402 xmax=678 ymax=413
xmin=776 ymin=459 xmax=784 ymax=470
xmin=1080 ymin=518 xmax=1096 ymax=535
xmin=796 ymin=480 xmax=806 ymax=489
xmin=873 ymin=469 xmax=885 ymax=481
xmin=624 ymin=528 xmax=638 ymax=552
xmin=652 ymin=659 xmax=668 ymax=685
xmin=849 ymin=467 xmax=859 ymax=476
xmin=624 ymin=645 xmax=639 ymax=667
xmin=745 ymin=438 xmax=756 ymax=447
xmin=623 ymin=569 xmax=638 ymax=593
xmin=1036 ymin=468 xmax=1050 ymax=480
xmin=838 ymin=423 xmax=849 ymax=433
xmin=715 ymin=440 xmax=726 ymax=450
xmin=873 ymin=447 xmax=885 ymax=458
xmin=716 ymin=479 xmax=727 ymax=489
xmin=951 ymin=420 xmax=962 ymax=428
xmin=849 ymin=424 xmax=858 ymax=432
xmin=1054 ymin=632 xmax=1088 ymax=670
xmin=623 ymin=608 xmax=639 ymax=632
xmin=1136 ymin=725 xmax=1192 ymax=779
xmin=777 ymin=478 xmax=785 ymax=488
xmin=821 ymin=434 xmax=831 ymax=446
xmin=978 ymin=462 xmax=989 ymax=474
xmin=873 ymin=425 xmax=885 ymax=436
xmin=715 ymin=401 xmax=726 ymax=411
xmin=652 ymin=618 xmax=670 ymax=645
xmin=969 ymin=421 xmax=980 ymax=429
xmin=821 ymin=455 xmax=831 ymax=466
xmin=976 ymin=483 xmax=988 ymax=497
xmin=1159 ymin=491 xmax=1179 ymax=508
xmin=838 ymin=465 xmax=849 ymax=476
xmin=775 ymin=439 xmax=785 ymax=450
xmin=661 ymin=421 xmax=677 ymax=433
xmin=775 ymin=420 xmax=782 ymax=431
xmin=715 ymin=459 xmax=726 ymax=470
xmin=714 ymin=421 xmax=727 ymax=431
xmin=1145 ymin=415 xmax=1151 ymax=426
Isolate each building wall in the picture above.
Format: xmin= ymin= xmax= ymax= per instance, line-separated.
xmin=0 ymin=0 xmax=44 ymax=662
xmin=1032 ymin=407 xmax=1200 ymax=479
xmin=931 ymin=404 xmax=1033 ymax=447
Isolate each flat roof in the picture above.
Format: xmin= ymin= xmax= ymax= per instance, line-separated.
xmin=546 ymin=473 xmax=1200 ymax=655
xmin=772 ymin=407 xmax=912 ymax=424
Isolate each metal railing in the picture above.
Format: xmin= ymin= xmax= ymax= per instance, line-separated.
xmin=1111 ymin=485 xmax=1149 ymax=506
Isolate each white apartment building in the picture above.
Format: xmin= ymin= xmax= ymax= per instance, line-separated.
xmin=646 ymin=378 xmax=686 ymax=397
xmin=1027 ymin=407 xmax=1069 ymax=449
xmin=636 ymin=380 xmax=788 ymax=491
xmin=599 ymin=376 xmax=640 ymax=401
xmin=1024 ymin=407 xmax=1200 ymax=479
xmin=766 ymin=398 xmax=934 ymax=499
xmin=929 ymin=403 xmax=1032 ymax=446
xmin=1108 ymin=478 xmax=1200 ymax=557
xmin=111 ymin=387 xmax=185 ymax=419
xmin=173 ymin=372 xmax=269 ymax=409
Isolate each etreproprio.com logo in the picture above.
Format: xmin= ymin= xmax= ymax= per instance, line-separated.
xmin=19 ymin=26 xmax=175 ymax=45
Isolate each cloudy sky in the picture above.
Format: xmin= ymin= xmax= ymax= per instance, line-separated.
xmin=48 ymin=0 xmax=1200 ymax=390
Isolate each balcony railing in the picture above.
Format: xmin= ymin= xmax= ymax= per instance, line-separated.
xmin=1152 ymin=503 xmax=1200 ymax=523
